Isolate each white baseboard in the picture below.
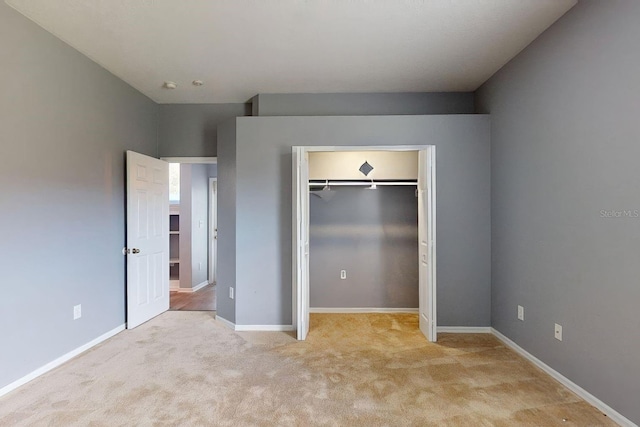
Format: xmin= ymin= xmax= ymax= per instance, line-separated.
xmin=0 ymin=324 xmax=125 ymax=398
xmin=214 ymin=316 xmax=294 ymax=332
xmin=161 ymin=156 xmax=217 ymax=164
xmin=169 ymin=280 xmax=179 ymax=290
xmin=438 ymin=326 xmax=492 ymax=333
xmin=492 ymin=328 xmax=636 ymax=427
xmin=175 ymin=280 xmax=209 ymax=293
xmin=191 ymin=280 xmax=210 ymax=292
xmin=234 ymin=324 xmax=295 ymax=332
xmin=310 ymin=307 xmax=418 ymax=314
xmin=215 ymin=315 xmax=236 ymax=330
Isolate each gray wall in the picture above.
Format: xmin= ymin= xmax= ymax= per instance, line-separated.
xmin=0 ymin=3 xmax=157 ymax=390
xmin=157 ymin=93 xmax=471 ymax=158
xmin=254 ymin=92 xmax=474 ymax=116
xmin=216 ymin=121 xmax=237 ymax=323
xmin=475 ymin=0 xmax=640 ymax=423
xmin=178 ymin=164 xmax=212 ymax=289
xmin=207 ymin=163 xmax=218 ymax=178
xmin=158 ymin=104 xmax=250 ymax=157
xmin=179 ymin=165 xmax=193 ymax=289
xmin=310 ymin=187 xmax=418 ymax=309
xmin=218 ymin=115 xmax=490 ymax=327
xmin=190 ymin=164 xmax=210 ymax=287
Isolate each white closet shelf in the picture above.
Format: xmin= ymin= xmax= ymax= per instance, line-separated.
xmin=170 ymin=259 xmax=180 ymax=264
xmin=170 ymin=231 xmax=180 ymax=234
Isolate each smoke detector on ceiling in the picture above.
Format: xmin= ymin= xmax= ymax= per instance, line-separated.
xmin=192 ymin=80 xmax=204 ymax=86
xmin=163 ymin=81 xmax=177 ymax=89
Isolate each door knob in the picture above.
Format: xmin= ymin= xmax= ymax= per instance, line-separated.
xmin=132 ymin=248 xmax=140 ymax=254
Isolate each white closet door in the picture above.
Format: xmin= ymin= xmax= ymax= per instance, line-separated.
xmin=418 ymin=148 xmax=437 ymax=342
xmin=126 ymin=151 xmax=170 ymax=329
xmin=293 ymin=147 xmax=310 ymax=340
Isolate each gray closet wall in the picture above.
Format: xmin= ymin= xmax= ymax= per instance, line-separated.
xmin=310 ymin=186 xmax=418 ymax=309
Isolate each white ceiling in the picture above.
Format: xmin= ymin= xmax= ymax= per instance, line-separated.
xmin=6 ymin=0 xmax=576 ymax=104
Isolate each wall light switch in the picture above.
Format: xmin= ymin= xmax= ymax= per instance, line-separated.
xmin=229 ymin=287 xmax=234 ymax=300
xmin=517 ymin=305 xmax=524 ymax=321
xmin=340 ymin=270 xmax=347 ymax=280
xmin=73 ymin=304 xmax=82 ymax=320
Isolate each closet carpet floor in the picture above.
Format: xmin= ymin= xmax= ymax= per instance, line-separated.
xmin=0 ymin=312 xmax=614 ymax=426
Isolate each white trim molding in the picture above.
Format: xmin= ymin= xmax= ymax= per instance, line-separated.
xmin=437 ymin=326 xmax=492 ymax=333
xmin=160 ymin=157 xmax=217 ymax=164
xmin=215 ymin=316 xmax=236 ymax=330
xmin=191 ymin=281 xmax=210 ymax=292
xmin=492 ymin=328 xmax=636 ymax=427
xmin=234 ymin=325 xmax=295 ymax=332
xmin=310 ymin=307 xmax=419 ymax=314
xmin=0 ymin=324 xmax=125 ymax=398
xmin=175 ymin=281 xmax=209 ymax=293
xmin=214 ymin=316 xmax=294 ymax=332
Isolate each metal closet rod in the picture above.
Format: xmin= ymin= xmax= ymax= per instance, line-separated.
xmin=308 ymin=180 xmax=417 ymax=187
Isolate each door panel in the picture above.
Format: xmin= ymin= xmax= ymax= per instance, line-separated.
xmin=293 ymin=147 xmax=310 ymax=340
xmin=418 ymin=148 xmax=437 ymax=342
xmin=126 ymin=151 xmax=169 ymax=329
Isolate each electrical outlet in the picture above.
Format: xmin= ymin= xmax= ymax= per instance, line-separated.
xmin=554 ymin=323 xmax=563 ymax=341
xmin=229 ymin=287 xmax=234 ymax=299
xmin=517 ymin=305 xmax=524 ymax=321
xmin=340 ymin=270 xmax=347 ymax=280
xmin=73 ymin=304 xmax=82 ymax=320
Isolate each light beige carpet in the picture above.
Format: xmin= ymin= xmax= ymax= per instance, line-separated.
xmin=0 ymin=312 xmax=615 ymax=426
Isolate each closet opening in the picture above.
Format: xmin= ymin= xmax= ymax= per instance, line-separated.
xmin=293 ymin=146 xmax=436 ymax=342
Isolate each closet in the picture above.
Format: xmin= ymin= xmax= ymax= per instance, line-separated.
xmin=308 ymin=151 xmax=419 ymax=311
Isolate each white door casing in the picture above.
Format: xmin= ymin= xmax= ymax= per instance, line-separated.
xmin=418 ymin=148 xmax=437 ymax=342
xmin=209 ymin=178 xmax=218 ymax=284
xmin=126 ymin=151 xmax=170 ymax=329
xmin=292 ymin=147 xmax=310 ymax=340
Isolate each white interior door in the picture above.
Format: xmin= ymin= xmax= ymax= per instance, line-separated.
xmin=126 ymin=151 xmax=170 ymax=329
xmin=418 ymin=148 xmax=437 ymax=342
xmin=209 ymin=178 xmax=217 ymax=284
xmin=293 ymin=147 xmax=310 ymax=340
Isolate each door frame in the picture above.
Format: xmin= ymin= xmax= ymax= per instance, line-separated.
xmin=208 ymin=177 xmax=218 ymax=284
xmin=161 ymin=157 xmax=217 ymax=164
xmin=159 ymin=156 xmax=218 ymax=288
xmin=292 ymin=145 xmax=437 ymax=341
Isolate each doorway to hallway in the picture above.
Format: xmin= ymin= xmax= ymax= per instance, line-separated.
xmin=164 ymin=157 xmax=218 ymax=312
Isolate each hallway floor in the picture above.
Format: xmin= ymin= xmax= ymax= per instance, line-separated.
xmin=169 ymin=283 xmax=216 ymax=311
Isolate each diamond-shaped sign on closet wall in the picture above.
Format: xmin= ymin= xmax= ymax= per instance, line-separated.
xmin=359 ymin=161 xmax=374 ymax=176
